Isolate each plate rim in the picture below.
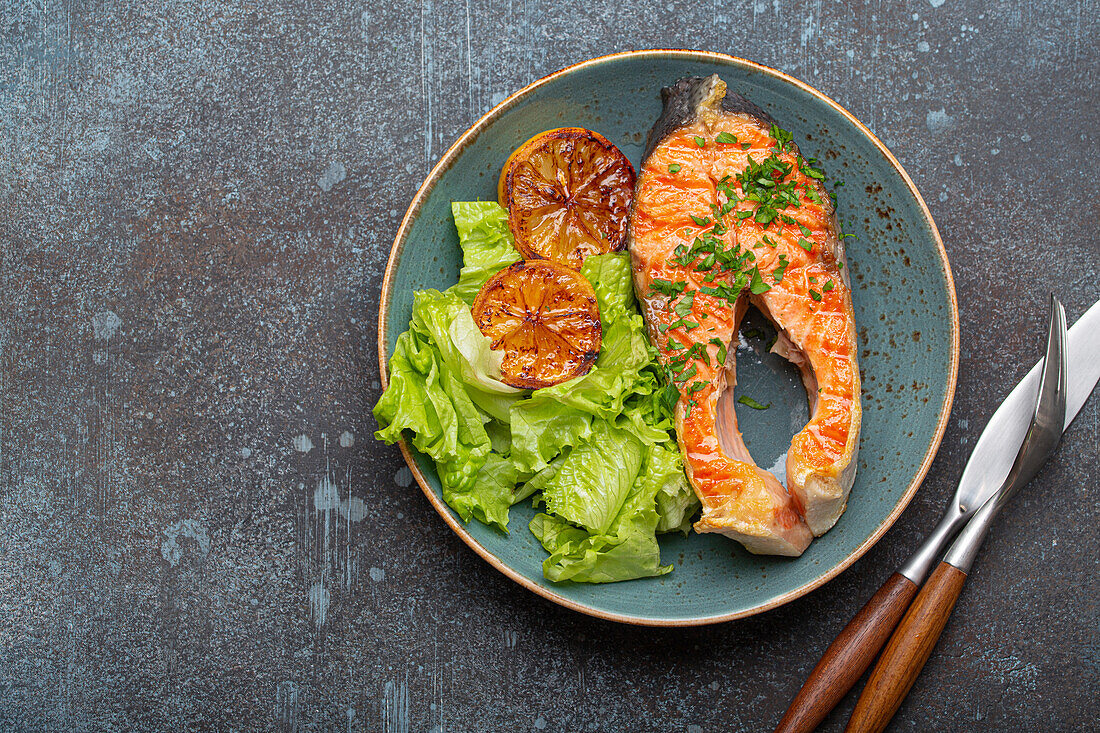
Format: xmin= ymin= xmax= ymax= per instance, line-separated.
xmin=376 ymin=49 xmax=960 ymax=627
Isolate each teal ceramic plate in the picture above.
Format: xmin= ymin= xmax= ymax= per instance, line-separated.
xmin=378 ymin=51 xmax=959 ymax=626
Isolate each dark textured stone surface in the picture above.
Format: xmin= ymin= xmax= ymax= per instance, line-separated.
xmin=2 ymin=0 xmax=1097 ymax=730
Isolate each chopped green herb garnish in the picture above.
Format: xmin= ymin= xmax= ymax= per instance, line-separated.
xmin=673 ymin=290 xmax=696 ymax=318
xmin=690 ymin=214 xmax=711 ymax=226
xmin=809 ymin=289 xmax=822 ymax=302
xmin=800 ymin=157 xmax=825 ymax=180
xmin=823 ymin=279 xmax=835 ymax=291
xmin=773 ymin=256 xmax=790 ymax=283
xmin=668 ymin=163 xmax=682 ymax=173
xmin=693 ymin=136 xmax=706 ymax=147
xmin=738 ymin=395 xmax=771 ymax=410
xmin=667 ymin=318 xmax=700 ymax=331
xmin=675 ymin=363 xmax=698 ymax=383
xmin=797 ymin=238 xmax=813 ymax=252
xmin=749 ymin=267 xmax=772 ymax=294
xmin=650 ymin=278 xmax=686 ymax=298
xmin=716 ymin=132 xmax=738 ymax=144
xmin=770 ymin=124 xmax=794 ymax=152
xmin=709 ymin=337 xmax=728 ymax=364
xmin=684 ymin=341 xmax=711 ymax=367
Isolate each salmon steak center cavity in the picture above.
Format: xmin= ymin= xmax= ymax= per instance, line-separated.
xmin=628 ymin=75 xmax=862 ymax=556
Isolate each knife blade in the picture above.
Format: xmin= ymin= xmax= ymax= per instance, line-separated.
xmin=899 ymin=296 xmax=1100 ymax=584
xmin=953 ymin=297 xmax=1100 ymax=514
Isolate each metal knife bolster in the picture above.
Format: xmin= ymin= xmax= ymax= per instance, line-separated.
xmin=897 ymin=508 xmax=967 ymax=584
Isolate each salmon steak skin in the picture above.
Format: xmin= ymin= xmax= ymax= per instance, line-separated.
xmin=627 ymin=75 xmax=862 ymax=556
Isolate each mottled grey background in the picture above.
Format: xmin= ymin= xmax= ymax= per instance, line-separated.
xmin=2 ymin=0 xmax=1098 ymax=730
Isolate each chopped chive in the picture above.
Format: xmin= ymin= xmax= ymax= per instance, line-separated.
xmin=823 ymin=279 xmax=835 ymax=291
xmin=809 ymin=289 xmax=822 ymax=302
xmin=668 ymin=163 xmax=682 ymax=173
xmin=797 ymin=238 xmax=813 ymax=252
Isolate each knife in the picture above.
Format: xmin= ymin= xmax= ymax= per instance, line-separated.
xmin=775 ymin=297 xmax=1100 ymax=733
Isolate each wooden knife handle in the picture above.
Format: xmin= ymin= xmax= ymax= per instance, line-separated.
xmin=844 ymin=562 xmax=969 ymax=733
xmin=774 ymin=572 xmax=919 ymax=733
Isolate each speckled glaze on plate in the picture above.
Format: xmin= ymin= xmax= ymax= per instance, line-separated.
xmin=377 ymin=50 xmax=959 ymax=626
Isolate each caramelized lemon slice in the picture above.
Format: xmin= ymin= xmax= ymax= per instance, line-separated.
xmin=472 ymin=260 xmax=602 ymax=389
xmin=498 ymin=127 xmax=635 ymax=270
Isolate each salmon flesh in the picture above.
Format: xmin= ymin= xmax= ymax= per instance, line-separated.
xmin=628 ymin=75 xmax=862 ymax=556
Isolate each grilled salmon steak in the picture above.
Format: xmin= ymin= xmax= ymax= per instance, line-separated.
xmin=628 ymin=75 xmax=862 ymax=556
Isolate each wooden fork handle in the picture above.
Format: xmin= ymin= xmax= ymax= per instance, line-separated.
xmin=774 ymin=572 xmax=919 ymax=733
xmin=844 ymin=562 xmax=969 ymax=733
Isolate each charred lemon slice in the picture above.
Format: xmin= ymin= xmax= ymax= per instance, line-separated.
xmin=498 ymin=127 xmax=635 ymax=270
xmin=472 ymin=260 xmax=602 ymax=389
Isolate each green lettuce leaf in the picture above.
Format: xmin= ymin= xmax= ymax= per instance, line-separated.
xmin=373 ymin=329 xmax=491 ymax=501
xmin=451 ymin=452 xmax=518 ymax=532
xmin=644 ymin=441 xmax=700 ymax=534
xmin=376 ymin=227 xmax=697 ymax=579
xmin=580 ymin=252 xmax=637 ymax=322
xmin=542 ymin=421 xmax=644 ymax=534
xmin=449 ymin=201 xmax=522 ymax=305
xmin=530 ymin=512 xmax=670 ymax=583
xmin=514 ymin=451 xmax=568 ymax=505
xmin=410 ymin=289 xmax=523 ymax=423
xmin=530 ymin=437 xmax=684 ymax=583
xmin=375 ymin=288 xmax=523 ymax=530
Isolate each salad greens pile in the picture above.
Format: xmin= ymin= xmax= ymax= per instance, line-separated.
xmin=374 ymin=201 xmax=699 ymax=583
